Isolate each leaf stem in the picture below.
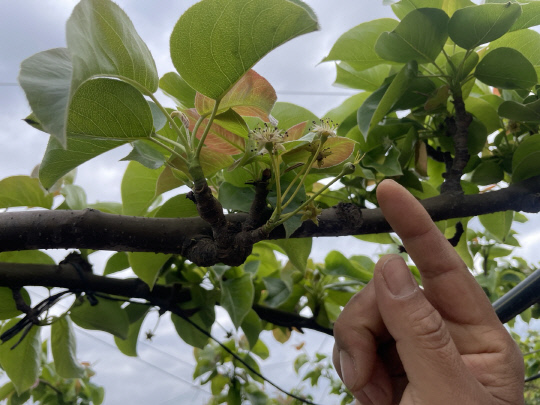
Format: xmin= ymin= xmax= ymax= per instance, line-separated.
xmin=152 ymin=133 xmax=187 ymax=155
xmin=270 ymin=153 xmax=283 ymax=218
xmin=149 ymin=136 xmax=188 ymax=165
xmin=195 ymin=100 xmax=221 ymax=159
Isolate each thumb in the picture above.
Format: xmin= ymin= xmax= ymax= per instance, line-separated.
xmin=373 ymin=255 xmax=474 ymax=398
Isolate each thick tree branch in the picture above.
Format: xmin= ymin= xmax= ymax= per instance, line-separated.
xmin=0 ymin=262 xmax=331 ymax=335
xmin=1 ymin=176 xmax=539 ymax=263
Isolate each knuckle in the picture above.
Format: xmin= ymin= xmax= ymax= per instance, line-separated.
xmin=407 ymin=304 xmax=451 ymax=352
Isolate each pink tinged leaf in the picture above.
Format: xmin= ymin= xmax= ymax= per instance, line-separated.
xmin=285 ymin=122 xmax=308 ymax=141
xmin=170 ymin=148 xmax=234 ymax=179
xmin=313 ymin=137 xmax=355 ymax=169
xmin=195 ymin=70 xmax=277 ymax=122
xmin=184 ymin=109 xmax=245 ymax=155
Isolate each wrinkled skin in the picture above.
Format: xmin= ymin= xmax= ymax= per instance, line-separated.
xmin=333 ymin=180 xmax=524 ymax=405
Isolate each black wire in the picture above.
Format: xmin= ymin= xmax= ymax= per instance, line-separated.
xmin=176 ymin=312 xmax=320 ymax=405
xmin=525 ymin=373 xmax=540 ymax=383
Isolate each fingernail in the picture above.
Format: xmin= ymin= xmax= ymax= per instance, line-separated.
xmin=340 ymin=350 xmax=356 ymax=389
xmin=381 ymin=256 xmax=417 ymax=298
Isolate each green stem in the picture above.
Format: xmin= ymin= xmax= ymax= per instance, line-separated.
xmin=282 ymin=140 xmax=325 ymax=210
xmin=194 ymin=100 xmax=221 ymax=159
xmin=153 ymin=133 xmax=187 ymax=155
xmin=149 ymin=136 xmax=188 ymax=165
xmin=272 ymin=164 xmax=353 ymax=230
xmin=270 ymin=153 xmax=283 ymax=218
xmin=190 ymin=114 xmax=207 ymax=147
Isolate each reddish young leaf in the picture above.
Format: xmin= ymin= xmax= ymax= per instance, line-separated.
xmin=185 ymin=109 xmax=245 ymax=155
xmin=195 ymin=70 xmax=277 ymax=122
xmin=285 ymin=121 xmax=308 ymax=141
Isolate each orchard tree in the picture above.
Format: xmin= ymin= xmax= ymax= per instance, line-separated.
xmin=2 ymin=0 xmax=540 ymax=403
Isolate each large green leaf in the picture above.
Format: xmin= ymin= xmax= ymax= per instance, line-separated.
xmin=512 ymin=134 xmax=540 ymax=183
xmin=322 ymin=19 xmax=399 ymax=70
xmin=465 ymin=97 xmax=501 ymax=135
xmin=114 ymin=303 xmax=149 ymax=357
xmin=375 ymin=9 xmax=449 ymax=64
xmin=240 ymin=309 xmax=262 ymax=349
xmin=170 ymin=0 xmax=318 ymax=99
xmin=195 ymin=70 xmax=277 ymax=122
xmin=220 ymin=274 xmax=254 ymax=329
xmin=0 ymin=176 xmax=53 ymax=209
xmin=39 ymin=135 xmax=125 ymax=189
xmin=153 ymin=194 xmax=199 ymax=218
xmin=171 ymin=306 xmax=215 ymax=349
xmin=103 ymin=252 xmax=130 ymax=275
xmin=0 ymin=320 xmax=41 ymax=394
xmin=391 ymin=0 xmax=475 ymax=19
xmin=479 ymin=211 xmax=513 ymax=243
xmin=499 ymin=99 xmax=540 ymax=122
xmin=0 ymin=287 xmax=31 ymax=320
xmin=358 ymin=62 xmax=417 ymax=136
xmin=67 ymin=0 xmax=158 ymax=93
xmin=70 ymin=296 xmax=129 ymax=339
xmin=271 ymin=102 xmax=318 ymax=133
xmin=273 ymin=238 xmax=312 ymax=271
xmin=128 ymin=252 xmax=171 ymax=288
xmin=67 ymin=78 xmax=154 ymax=140
xmin=486 ymin=0 xmax=540 ymax=31
xmin=18 ymin=48 xmax=72 ymax=147
xmin=121 ymin=161 xmax=163 ymax=216
xmin=51 ymin=315 xmax=85 ymax=378
xmin=474 ymin=48 xmax=537 ymax=90
xmin=324 ymin=92 xmax=372 ymax=124
xmin=334 ymin=63 xmax=392 ymax=92
xmin=489 ymin=29 xmax=540 ymax=78
xmin=324 ymin=251 xmax=372 ymax=282
xmin=159 ymin=72 xmax=196 ymax=109
xmin=448 ymin=3 xmax=522 ymax=50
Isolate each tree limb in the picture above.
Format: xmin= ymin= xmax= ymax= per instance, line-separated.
xmin=0 ymin=262 xmax=331 ymax=335
xmin=1 ymin=177 xmax=539 ymax=262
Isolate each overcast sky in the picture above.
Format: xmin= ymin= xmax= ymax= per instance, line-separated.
xmin=1 ymin=1 xmax=540 ymax=404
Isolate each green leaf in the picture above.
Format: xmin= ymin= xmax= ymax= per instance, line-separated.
xmin=51 ymin=315 xmax=85 ymax=378
xmin=240 ymin=310 xmax=262 ymax=349
xmin=355 ymin=233 xmax=396 ymax=244
xmin=510 ymin=1 xmax=540 ymax=31
xmin=61 ymin=184 xmax=88 ymax=210
xmin=334 ymin=63 xmax=391 ymax=92
xmin=489 ymin=29 xmax=540 ymax=78
xmin=70 ymin=296 xmax=129 ymax=339
xmin=171 ymin=307 xmax=215 ymax=349
xmin=39 ymin=135 xmax=125 ymax=189
xmin=121 ymin=161 xmax=163 ymax=216
xmin=114 ymin=303 xmax=149 ymax=357
xmin=0 ymin=250 xmax=54 ymax=266
xmin=0 ymin=288 xmax=30 ymax=320
xmin=512 ymin=134 xmax=540 ymax=182
xmin=220 ymin=274 xmax=254 ymax=329
xmin=195 ymin=70 xmax=277 ymax=122
xmin=218 ymin=182 xmax=256 ymax=213
xmin=465 ymin=97 xmax=501 ymax=135
xmin=263 ymin=277 xmax=292 ymax=307
xmin=358 ymin=62 xmax=417 ymax=136
xmin=499 ymin=99 xmax=540 ymax=122
xmin=18 ymin=48 xmax=72 ymax=147
xmin=0 ymin=176 xmax=53 ymax=209
xmin=391 ymin=0 xmax=475 ymax=19
xmin=159 ymin=72 xmax=196 ymax=109
xmin=0 ymin=382 xmax=14 ymax=401
xmin=324 ymin=92 xmax=372 ymax=126
xmin=0 ymin=320 xmax=40 ymax=394
xmin=153 ymin=194 xmax=199 ymax=218
xmin=121 ymin=141 xmax=166 ymax=170
xmin=324 ymin=251 xmax=372 ymax=282
xmin=104 ymin=252 xmax=129 ymax=275
xmin=273 ymin=238 xmax=312 ymax=271
xmin=475 ymin=48 xmax=537 ymax=90
xmin=362 ymin=146 xmax=403 ymax=176
xmin=448 ymin=3 xmax=522 ymax=50
xmin=271 ymin=102 xmax=318 ymax=134
xmin=67 ymin=78 xmax=154 ymax=140
xmin=67 ymin=0 xmax=158 ymax=94
xmin=170 ymin=0 xmax=318 ymax=99
xmin=446 ymin=51 xmax=479 ymax=82
xmin=128 ymin=252 xmax=171 ymax=288
xmin=323 ymin=19 xmax=399 ymax=70
xmin=470 ymin=160 xmax=504 ymax=185
xmin=375 ymin=9 xmax=449 ymax=64
xmin=479 ymin=211 xmax=513 ymax=243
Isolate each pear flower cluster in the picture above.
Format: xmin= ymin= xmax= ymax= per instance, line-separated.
xmin=310 ymin=118 xmax=338 ymax=138
xmin=249 ymin=124 xmax=288 ymax=155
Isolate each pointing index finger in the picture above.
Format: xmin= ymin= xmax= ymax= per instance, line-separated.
xmin=376 ymin=180 xmax=499 ymax=327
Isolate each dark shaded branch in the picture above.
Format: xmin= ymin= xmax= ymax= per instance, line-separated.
xmin=1 ymin=176 xmax=539 ymax=265
xmin=440 ymin=95 xmax=472 ymax=194
xmin=0 ymin=262 xmax=330 ymax=335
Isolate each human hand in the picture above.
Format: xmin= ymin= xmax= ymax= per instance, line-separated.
xmin=332 ymin=180 xmax=524 ymax=404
